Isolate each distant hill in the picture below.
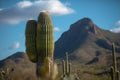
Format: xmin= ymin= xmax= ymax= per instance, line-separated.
xmin=54 ymin=17 xmax=120 ymax=64
xmin=0 ymin=52 xmax=37 ymax=80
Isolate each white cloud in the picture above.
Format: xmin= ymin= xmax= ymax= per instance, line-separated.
xmin=9 ymin=42 xmax=20 ymax=49
xmin=115 ymin=20 xmax=120 ymax=26
xmin=54 ymin=27 xmax=60 ymax=32
xmin=0 ymin=0 xmax=74 ymax=25
xmin=0 ymin=8 xmax=3 ymax=11
xmin=17 ymin=1 xmax=33 ymax=8
xmin=110 ymin=20 xmax=120 ymax=33
xmin=110 ymin=27 xmax=120 ymax=33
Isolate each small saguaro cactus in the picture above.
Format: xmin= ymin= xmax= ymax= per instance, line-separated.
xmin=61 ymin=52 xmax=78 ymax=80
xmin=25 ymin=11 xmax=58 ymax=80
xmin=110 ymin=43 xmax=120 ymax=80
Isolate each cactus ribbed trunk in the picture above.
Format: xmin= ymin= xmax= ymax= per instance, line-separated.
xmin=110 ymin=66 xmax=114 ymax=80
xmin=37 ymin=11 xmax=54 ymax=60
xmin=112 ymin=43 xmax=117 ymax=80
xmin=36 ymin=11 xmax=54 ymax=78
xmin=117 ymin=71 xmax=119 ymax=80
xmin=69 ymin=63 xmax=71 ymax=75
xmin=65 ymin=52 xmax=69 ymax=75
xmin=25 ymin=20 xmax=37 ymax=63
xmin=62 ymin=60 xmax=65 ymax=75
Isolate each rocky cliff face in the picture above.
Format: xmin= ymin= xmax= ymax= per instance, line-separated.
xmin=54 ymin=17 xmax=120 ymax=63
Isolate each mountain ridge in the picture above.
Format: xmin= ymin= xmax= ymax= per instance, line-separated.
xmin=54 ymin=17 xmax=120 ymax=63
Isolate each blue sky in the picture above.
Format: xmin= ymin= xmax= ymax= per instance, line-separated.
xmin=0 ymin=0 xmax=120 ymax=60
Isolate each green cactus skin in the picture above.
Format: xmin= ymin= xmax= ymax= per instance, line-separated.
xmin=110 ymin=66 xmax=114 ymax=80
xmin=36 ymin=11 xmax=54 ymax=79
xmin=61 ymin=52 xmax=77 ymax=80
xmin=69 ymin=63 xmax=71 ymax=75
xmin=62 ymin=60 xmax=65 ymax=76
xmin=65 ymin=52 xmax=69 ymax=75
xmin=25 ymin=20 xmax=37 ymax=63
xmin=110 ymin=43 xmax=120 ymax=80
xmin=117 ymin=71 xmax=119 ymax=80
xmin=112 ymin=43 xmax=117 ymax=72
xmin=37 ymin=11 xmax=54 ymax=60
xmin=112 ymin=43 xmax=117 ymax=80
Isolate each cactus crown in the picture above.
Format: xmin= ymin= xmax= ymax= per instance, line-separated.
xmin=38 ymin=11 xmax=52 ymax=25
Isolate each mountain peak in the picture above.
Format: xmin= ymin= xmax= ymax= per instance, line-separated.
xmin=75 ymin=17 xmax=93 ymax=25
xmin=70 ymin=17 xmax=98 ymax=34
xmin=80 ymin=17 xmax=93 ymax=23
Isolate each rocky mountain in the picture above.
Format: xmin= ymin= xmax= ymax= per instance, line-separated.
xmin=54 ymin=17 xmax=120 ymax=64
xmin=0 ymin=52 xmax=37 ymax=80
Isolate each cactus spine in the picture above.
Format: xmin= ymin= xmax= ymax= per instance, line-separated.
xmin=110 ymin=43 xmax=119 ymax=80
xmin=25 ymin=11 xmax=57 ymax=80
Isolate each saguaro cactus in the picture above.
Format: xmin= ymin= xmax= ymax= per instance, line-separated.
xmin=36 ymin=11 xmax=54 ymax=79
xmin=110 ymin=43 xmax=119 ymax=80
xmin=61 ymin=52 xmax=77 ymax=80
xmin=25 ymin=11 xmax=57 ymax=80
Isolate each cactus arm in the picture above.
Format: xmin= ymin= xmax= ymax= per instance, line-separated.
xmin=65 ymin=52 xmax=69 ymax=75
xmin=112 ymin=43 xmax=117 ymax=73
xmin=112 ymin=43 xmax=117 ymax=80
xmin=25 ymin=20 xmax=37 ymax=63
xmin=62 ymin=60 xmax=65 ymax=76
xmin=117 ymin=71 xmax=119 ymax=80
xmin=110 ymin=66 xmax=114 ymax=80
xmin=69 ymin=63 xmax=71 ymax=75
